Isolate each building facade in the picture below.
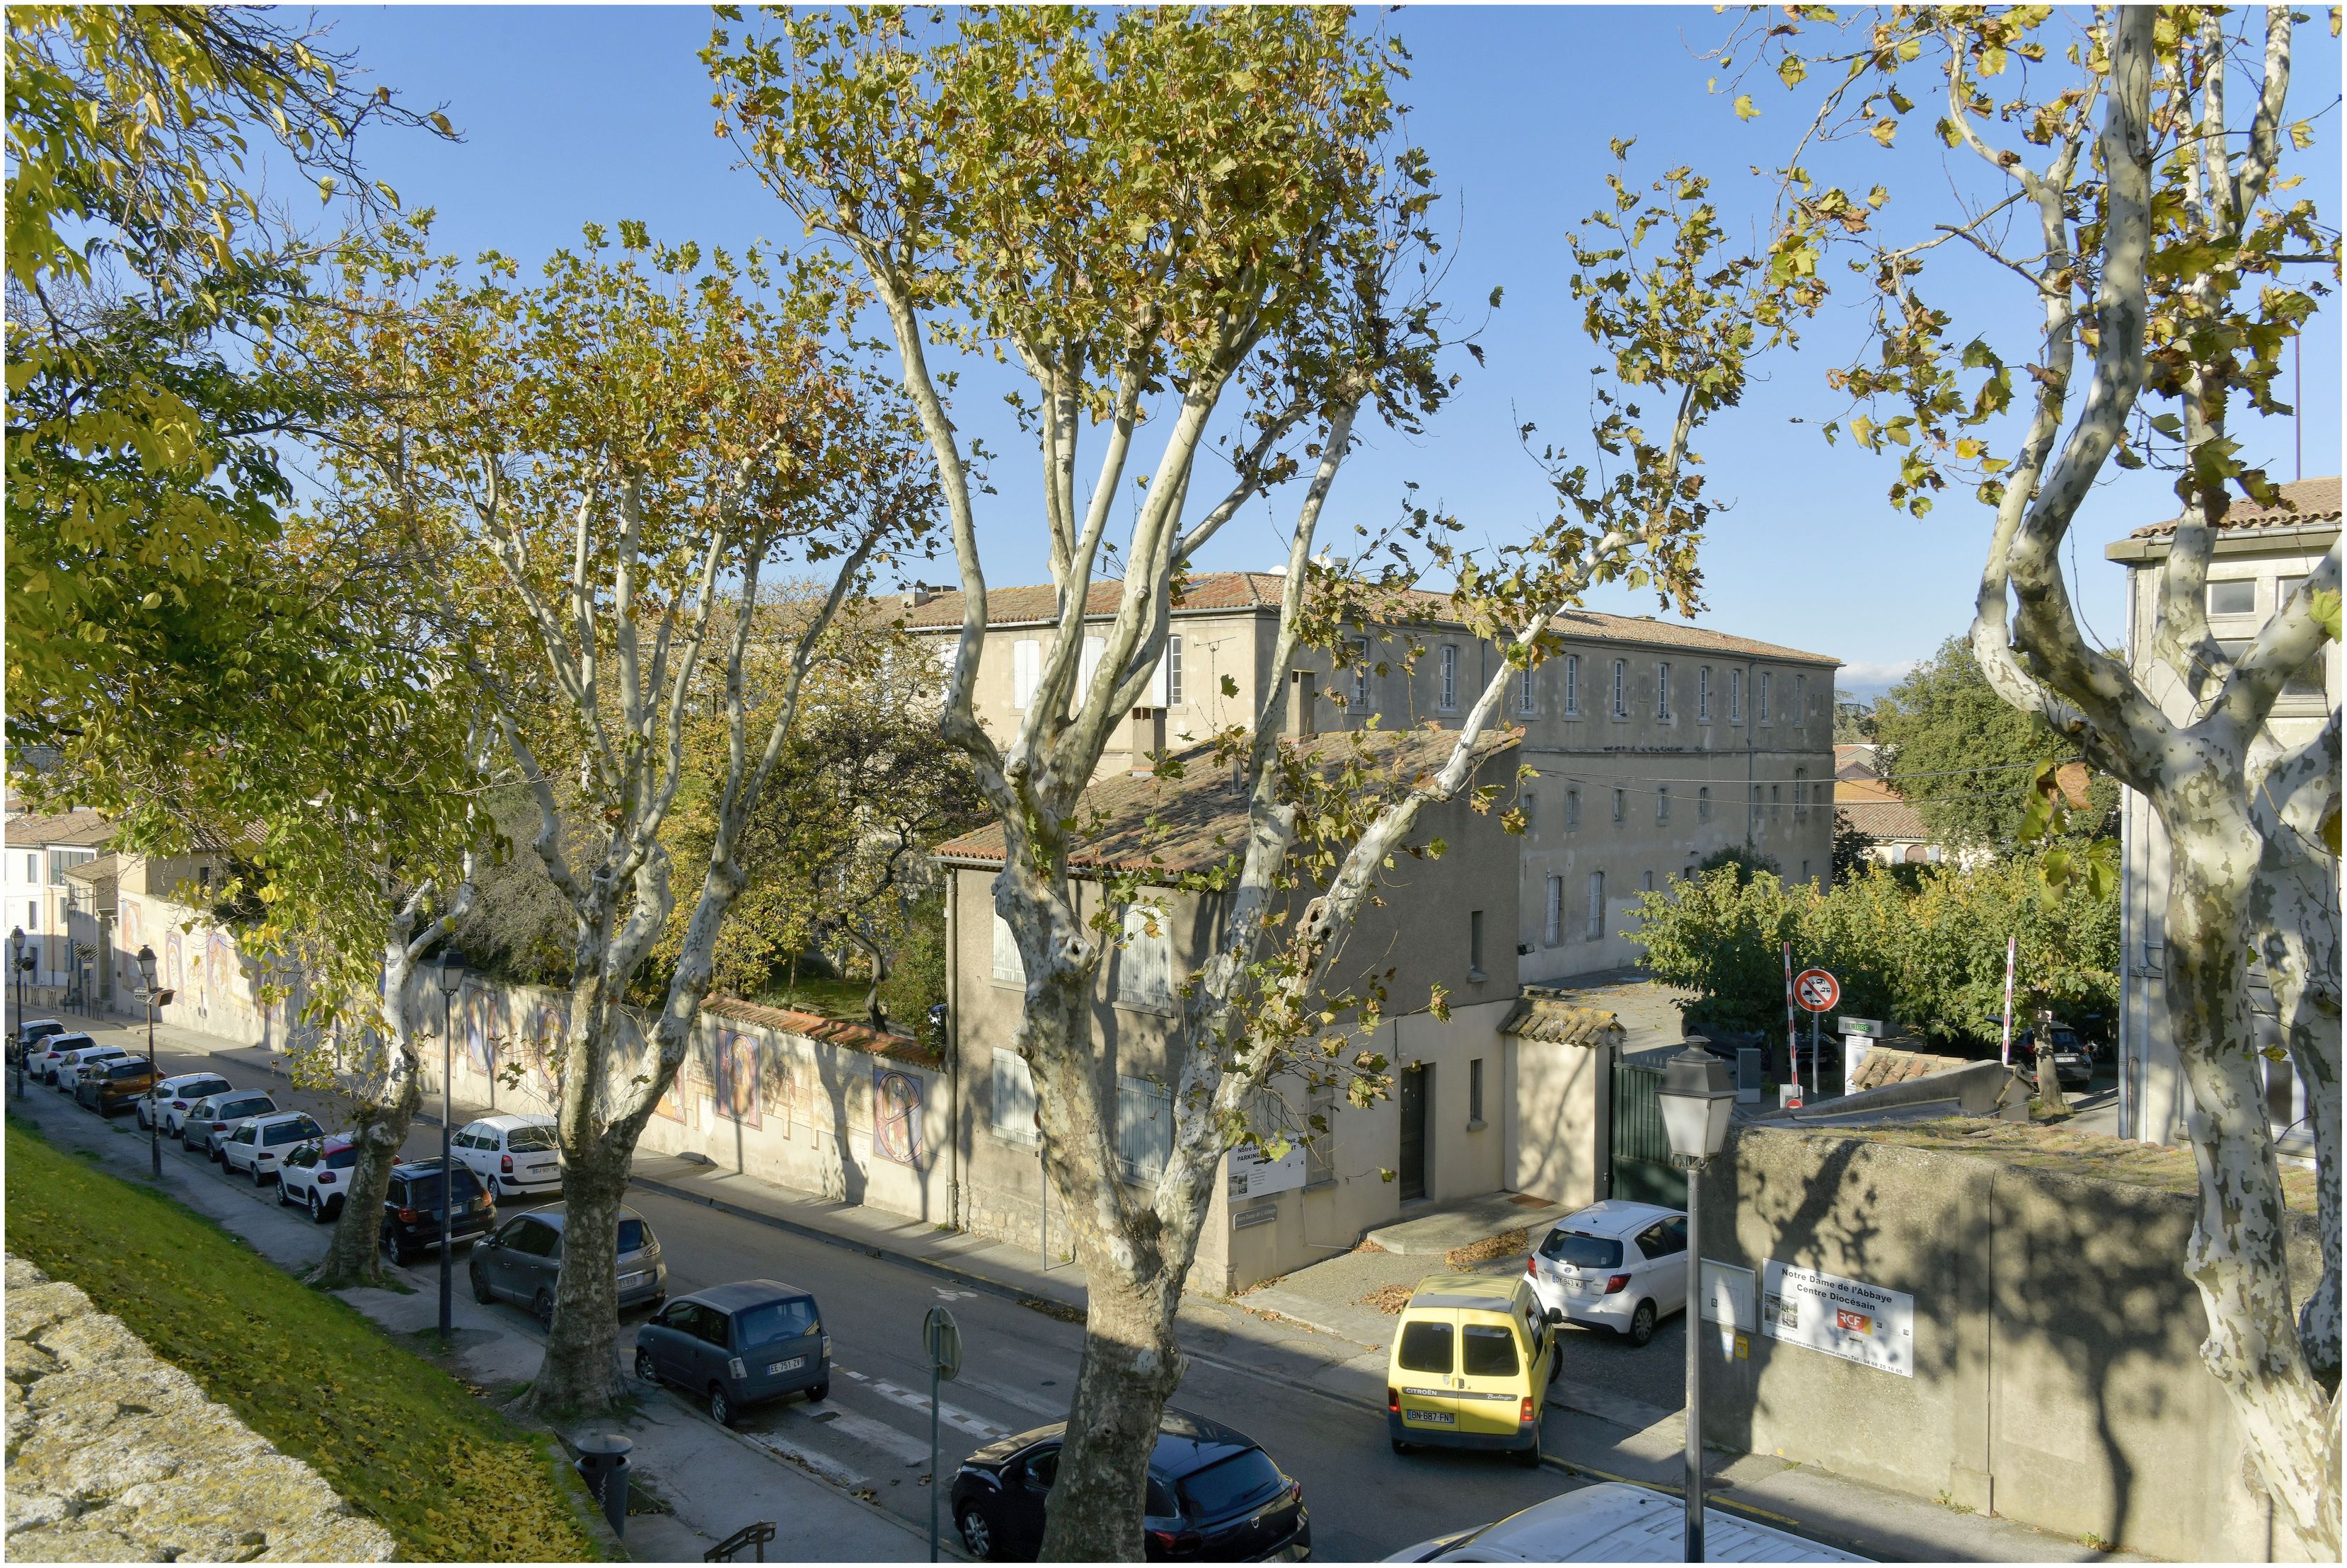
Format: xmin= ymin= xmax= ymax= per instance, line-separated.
xmin=3 ymin=809 xmax=113 ymax=998
xmin=2106 ymin=477 xmax=2340 ymax=1148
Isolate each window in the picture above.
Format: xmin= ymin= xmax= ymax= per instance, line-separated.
xmin=1697 ymin=667 xmax=1711 ymax=722
xmin=1657 ymin=785 xmax=1671 ymax=823
xmin=1770 ymin=783 xmax=1782 ymax=818
xmin=1729 ymin=668 xmax=1744 ymax=723
xmin=1351 ymin=638 xmax=1372 ymax=708
xmin=1540 ymin=1229 xmax=1622 ymax=1268
xmin=1178 ymin=1450 xmax=1287 ymax=1519
xmin=1306 ymin=1080 xmax=1337 ymax=1185
xmin=1462 ymin=1322 xmax=1519 ymax=1378
xmin=1522 ymin=793 xmax=1537 ymax=836
xmin=1794 ymin=768 xmax=1809 ymax=821
xmin=2278 ymin=575 xmax=2308 ymax=611
xmin=1077 ymin=635 xmax=1106 ymax=702
xmin=48 ymin=848 xmax=93 ymax=886
xmin=1114 ymin=1075 xmax=1173 ymax=1180
xmin=1564 ymin=655 xmax=1581 ymax=715
xmin=1635 ymin=1218 xmax=1686 ymax=1259
xmin=935 ymin=640 xmax=961 ymax=699
xmin=1468 ymin=910 xmax=1486 ymax=979
xmin=2208 ymin=579 xmax=2258 ymax=616
xmin=1565 ymin=787 xmax=1581 ymax=829
xmin=1518 ymin=664 xmax=1536 ymax=714
xmin=1758 ymin=671 xmax=1772 ymax=724
xmin=1611 ymin=659 xmax=1627 ymax=718
xmin=991 ymin=1048 xmax=1037 ymax=1141
xmin=737 ymin=1297 xmax=819 ymax=1347
xmin=1586 ymin=871 xmax=1605 ymax=940
xmin=1611 ymin=788 xmax=1625 ymax=824
xmin=1643 ymin=870 xmax=1655 ymax=893
xmin=1167 ymin=636 xmax=1184 ymax=705
xmin=1013 ymin=639 xmax=1041 ymax=710
xmin=1114 ymin=904 xmax=1174 ymax=1011
xmin=991 ymin=914 xmax=1026 ymax=985
xmin=1656 ymin=662 xmax=1671 ymax=720
xmin=1802 ymin=859 xmax=1813 ymax=884
xmin=23 ymin=854 xmax=35 ymax=883
xmin=1468 ymin=1059 xmax=1484 ymax=1125
xmin=1697 ymin=786 xmax=1712 ymax=821
xmin=1440 ymin=645 xmax=1458 ymax=711
xmin=1397 ymin=1320 xmax=1455 ymax=1374
xmin=1545 ymin=875 xmax=1565 ymax=945
xmin=1794 ymin=674 xmax=1807 ymax=723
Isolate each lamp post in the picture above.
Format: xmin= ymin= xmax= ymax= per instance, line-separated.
xmin=1656 ymin=1046 xmax=1737 ymax=1564
xmin=10 ymin=926 xmax=25 ymax=1094
xmin=435 ymin=945 xmax=467 ymax=1342
xmin=133 ymin=945 xmax=175 ymax=1179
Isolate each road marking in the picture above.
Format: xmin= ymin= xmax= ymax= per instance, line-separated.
xmin=739 ymin=1426 xmax=873 ymax=1490
xmin=949 ymin=1371 xmax=1066 ymax=1420
xmin=785 ymin=1400 xmax=933 ymax=1466
xmin=859 ymin=1373 xmax=1011 ymax=1440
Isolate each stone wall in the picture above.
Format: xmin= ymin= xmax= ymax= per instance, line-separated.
xmin=4 ymin=1255 xmax=394 ymax=1562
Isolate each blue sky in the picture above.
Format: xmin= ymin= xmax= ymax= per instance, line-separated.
xmin=311 ymin=5 xmax=2341 ymax=698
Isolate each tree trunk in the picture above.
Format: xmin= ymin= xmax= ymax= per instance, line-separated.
xmin=530 ymin=1131 xmax=630 ymax=1414
xmin=309 ymin=928 xmax=432 ymax=1291
xmin=1040 ymin=1262 xmax=1184 ymax=1562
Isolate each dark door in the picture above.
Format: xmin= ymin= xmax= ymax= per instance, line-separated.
xmin=1013 ymin=1446 xmax=1060 ymax=1552
xmin=645 ymin=1301 xmax=698 ymax=1381
xmin=1608 ymin=1060 xmax=1687 ymax=1208
xmin=1398 ymin=1065 xmax=1428 ymax=1202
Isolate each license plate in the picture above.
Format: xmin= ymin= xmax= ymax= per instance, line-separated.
xmin=619 ymin=1272 xmax=647 ymax=1289
xmin=1567 ymin=1278 xmax=1598 ymax=1293
xmin=766 ymin=1356 xmax=805 ymax=1374
xmin=1403 ymin=1409 xmax=1454 ymax=1424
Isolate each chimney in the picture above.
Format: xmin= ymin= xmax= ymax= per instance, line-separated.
xmin=1286 ymin=671 xmax=1318 ymax=740
xmin=903 ymin=583 xmax=935 ymax=609
xmin=1126 ymin=707 xmax=1166 ymax=776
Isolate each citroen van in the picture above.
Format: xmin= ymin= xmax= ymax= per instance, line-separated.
xmin=1385 ymin=1272 xmax=1557 ymax=1466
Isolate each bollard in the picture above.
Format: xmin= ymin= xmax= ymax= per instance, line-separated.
xmin=574 ymin=1432 xmax=633 ymax=1538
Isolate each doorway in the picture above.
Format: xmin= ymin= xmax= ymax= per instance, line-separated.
xmin=1398 ymin=1064 xmax=1429 ymax=1201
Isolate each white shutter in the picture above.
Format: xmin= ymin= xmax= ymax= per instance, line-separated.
xmin=1077 ymin=636 xmax=1105 ymax=703
xmin=1013 ymin=640 xmax=1040 ymax=710
xmin=1115 ymin=1075 xmax=1173 ymax=1180
xmin=991 ymin=1048 xmax=1036 ymax=1141
xmin=935 ymin=640 xmax=960 ymax=699
xmin=1117 ymin=904 xmax=1172 ymax=1010
xmin=1146 ymin=645 xmax=1170 ymax=706
xmin=991 ymin=913 xmax=1026 ymax=984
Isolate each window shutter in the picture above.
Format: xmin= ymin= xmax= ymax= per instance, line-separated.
xmin=1115 ymin=1076 xmax=1173 ymax=1180
xmin=1117 ymin=904 xmax=1172 ymax=1010
xmin=991 ymin=1049 xmax=1036 ymax=1140
xmin=1147 ymin=642 xmax=1170 ymax=706
xmin=1013 ymin=640 xmax=1041 ymax=710
xmin=1078 ymin=636 xmax=1106 ymax=703
xmin=991 ymin=914 xmax=1025 ymax=984
xmin=1167 ymin=636 xmax=1183 ymax=705
xmin=1586 ymin=871 xmax=1605 ymax=940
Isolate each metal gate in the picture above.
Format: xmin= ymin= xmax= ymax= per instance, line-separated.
xmin=1609 ymin=1060 xmax=1686 ymax=1209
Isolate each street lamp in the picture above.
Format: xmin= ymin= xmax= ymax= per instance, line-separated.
xmin=435 ymin=945 xmax=468 ymax=1342
xmin=133 ymin=945 xmax=175 ymax=1179
xmin=1656 ymin=1046 xmax=1737 ymax=1564
xmin=10 ymin=926 xmax=25 ymax=1094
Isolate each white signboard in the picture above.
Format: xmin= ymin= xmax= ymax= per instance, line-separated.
xmin=1228 ymin=1142 xmax=1305 ymax=1201
xmin=1761 ymin=1261 xmax=1915 ymax=1377
xmin=1701 ymin=1260 xmax=1755 ymax=1331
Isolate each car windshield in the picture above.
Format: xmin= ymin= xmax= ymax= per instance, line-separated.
xmin=1540 ymin=1229 xmax=1623 ymax=1269
xmin=324 ymin=1148 xmax=359 ymax=1170
xmin=1175 ymin=1449 xmax=1286 ymax=1520
xmin=617 ymin=1218 xmax=648 ymax=1255
xmin=507 ymin=1124 xmax=558 ymax=1153
xmin=1463 ymin=1323 xmax=1520 ymax=1378
xmin=1397 ymin=1320 xmax=1454 ymax=1375
xmin=734 ymin=1297 xmax=817 ymax=1347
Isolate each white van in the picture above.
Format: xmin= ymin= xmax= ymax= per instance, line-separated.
xmin=1383 ymin=1481 xmax=1870 ymax=1562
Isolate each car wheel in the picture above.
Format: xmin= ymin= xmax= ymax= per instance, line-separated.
xmin=275 ymin=1176 xmax=292 ymax=1205
xmin=471 ymin=1264 xmax=495 ymax=1305
xmin=534 ymin=1291 xmax=555 ymax=1329
xmin=807 ymin=1380 xmax=829 ymax=1403
xmin=1513 ymin=1438 xmax=1542 ymax=1469
xmin=708 ymin=1385 xmax=733 ymax=1426
xmin=957 ymin=1503 xmax=1003 ymax=1561
xmin=308 ymin=1190 xmax=328 ymax=1223
xmin=635 ymin=1349 xmax=660 ymax=1385
xmin=253 ymin=1162 xmax=270 ymax=1188
xmin=1625 ymin=1301 xmax=1657 ymax=1349
xmin=382 ymin=1229 xmax=410 ymax=1267
xmin=210 ymin=1143 xmax=225 ymax=1165
xmin=1549 ymin=1344 xmax=1563 ymax=1383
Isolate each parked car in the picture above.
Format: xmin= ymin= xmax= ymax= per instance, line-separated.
xmin=13 ymin=1018 xmax=67 ymax=1063
xmin=951 ymin=1408 xmax=1310 ymax=1563
xmin=76 ymin=1056 xmax=158 ymax=1115
xmin=142 ymin=1072 xmax=235 ymax=1133
xmin=1380 ymin=1481 xmax=1868 ymax=1562
xmin=279 ymin=1135 xmax=359 ymax=1221
xmin=2014 ymin=1023 xmax=2097 ymax=1088
xmin=181 ymin=1090 xmax=278 ymax=1157
xmin=30 ymin=1032 xmax=98 ymax=1083
xmin=379 ymin=1158 xmax=495 ymax=1264
xmin=634 ymin=1279 xmax=831 ymax=1426
xmin=221 ymin=1110 xmax=326 ymax=1185
xmin=53 ymin=1042 xmax=132 ymax=1093
xmin=1524 ymin=1201 xmax=1688 ymax=1347
xmin=473 ymin=1204 xmax=666 ymax=1325
xmin=1386 ymin=1274 xmax=1556 ymax=1465
xmin=452 ymin=1113 xmax=563 ymax=1201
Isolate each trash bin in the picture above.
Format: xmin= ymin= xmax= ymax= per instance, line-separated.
xmin=575 ymin=1432 xmax=632 ymax=1538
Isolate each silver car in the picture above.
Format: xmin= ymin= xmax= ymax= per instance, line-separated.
xmin=471 ymin=1205 xmax=666 ymax=1325
xmin=182 ymin=1090 xmax=278 ymax=1157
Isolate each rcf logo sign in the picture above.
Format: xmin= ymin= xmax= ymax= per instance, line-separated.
xmin=1835 ymin=1308 xmax=1873 ymax=1335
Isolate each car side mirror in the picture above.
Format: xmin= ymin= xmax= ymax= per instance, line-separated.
xmin=1545 ymin=1308 xmax=1564 ymax=1325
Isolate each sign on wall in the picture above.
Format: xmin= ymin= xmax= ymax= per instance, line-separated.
xmin=1761 ymin=1261 xmax=1915 ymax=1377
xmin=1227 ymin=1141 xmax=1305 ymax=1201
xmin=873 ymin=1067 xmax=923 ymax=1166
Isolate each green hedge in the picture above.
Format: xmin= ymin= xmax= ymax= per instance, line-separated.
xmin=5 ymin=1122 xmax=599 ymax=1562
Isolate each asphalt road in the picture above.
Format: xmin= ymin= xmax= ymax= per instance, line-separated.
xmin=28 ymin=1025 xmax=1591 ymax=1560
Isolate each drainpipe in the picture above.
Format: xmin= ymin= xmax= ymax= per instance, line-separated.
xmin=945 ymin=867 xmax=962 ymax=1230
xmin=2116 ymin=576 xmax=2135 ymax=1142
xmin=1743 ymin=659 xmax=1758 ymax=853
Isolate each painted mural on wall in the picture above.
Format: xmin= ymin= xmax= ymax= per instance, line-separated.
xmin=873 ymin=1067 xmax=922 ymax=1166
xmin=115 ymin=901 xmax=142 ymax=993
xmin=713 ymin=1028 xmax=761 ymax=1128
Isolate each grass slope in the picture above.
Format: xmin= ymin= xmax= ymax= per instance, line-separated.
xmin=5 ymin=1122 xmax=599 ymax=1561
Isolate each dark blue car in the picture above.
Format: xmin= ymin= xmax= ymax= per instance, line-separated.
xmin=633 ymin=1279 xmax=830 ymax=1426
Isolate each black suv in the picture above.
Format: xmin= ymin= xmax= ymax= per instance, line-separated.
xmin=379 ymin=1158 xmax=495 ymax=1264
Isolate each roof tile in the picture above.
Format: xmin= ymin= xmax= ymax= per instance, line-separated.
xmin=2128 ymin=475 xmax=2341 ymax=538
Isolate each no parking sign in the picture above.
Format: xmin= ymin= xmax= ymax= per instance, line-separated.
xmin=1793 ymin=967 xmax=1840 ymax=1013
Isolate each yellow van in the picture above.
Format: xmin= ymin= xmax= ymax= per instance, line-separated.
xmin=1385 ymin=1272 xmax=1557 ymax=1466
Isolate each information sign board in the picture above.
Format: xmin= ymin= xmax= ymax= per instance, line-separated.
xmin=1760 ymin=1261 xmax=1915 ymax=1377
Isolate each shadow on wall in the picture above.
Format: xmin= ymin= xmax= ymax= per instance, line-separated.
xmin=1699 ymin=1127 xmax=2320 ymax=1562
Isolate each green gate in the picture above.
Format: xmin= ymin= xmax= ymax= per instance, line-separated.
xmin=1609 ymin=1060 xmax=1687 ymax=1209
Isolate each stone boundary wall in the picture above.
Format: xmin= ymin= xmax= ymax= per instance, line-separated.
xmin=4 ymin=1255 xmax=396 ymax=1561
xmin=1696 ymin=1126 xmax=2322 ymax=1562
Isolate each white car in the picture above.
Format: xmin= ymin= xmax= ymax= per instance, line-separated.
xmin=221 ymin=1110 xmax=327 ymax=1185
xmin=143 ymin=1072 xmax=236 ymax=1133
xmin=54 ymin=1043 xmax=132 ymax=1093
xmin=278 ymin=1135 xmax=361 ymax=1221
xmin=1524 ymin=1201 xmax=1688 ymax=1348
xmin=31 ymin=1032 xmax=100 ymax=1083
xmin=453 ymin=1114 xmax=563 ymax=1201
xmin=183 ymin=1090 xmax=278 ymax=1157
xmin=1383 ymin=1481 xmax=1870 ymax=1562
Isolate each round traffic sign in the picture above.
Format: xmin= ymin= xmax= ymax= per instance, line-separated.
xmin=1793 ymin=967 xmax=1840 ymax=1013
xmin=923 ymin=1305 xmax=963 ymax=1381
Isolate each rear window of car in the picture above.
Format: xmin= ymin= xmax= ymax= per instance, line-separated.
xmin=1397 ymin=1320 xmax=1454 ymax=1375
xmin=734 ymin=1297 xmax=818 ymax=1347
xmin=1539 ymin=1229 xmax=1623 ymax=1269
xmin=106 ymin=1060 xmax=148 ymax=1079
xmin=224 ymin=1097 xmax=272 ymax=1117
xmin=264 ymin=1119 xmax=322 ymax=1145
xmin=1144 ymin=1478 xmax=1179 ymax=1516
xmin=617 ymin=1218 xmax=648 ymax=1255
xmin=324 ymin=1147 xmax=359 ymax=1170
xmin=189 ymin=1078 xmax=231 ymax=1096
xmin=507 ymin=1124 xmax=558 ymax=1153
xmin=1462 ymin=1323 xmax=1520 ymax=1378
xmin=1175 ymin=1448 xmax=1286 ymax=1520
xmin=399 ymin=1168 xmax=484 ymax=1204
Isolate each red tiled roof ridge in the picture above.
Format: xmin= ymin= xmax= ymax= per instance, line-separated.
xmin=703 ymin=994 xmax=938 ymax=1064
xmin=2128 ymin=475 xmax=2341 ymax=538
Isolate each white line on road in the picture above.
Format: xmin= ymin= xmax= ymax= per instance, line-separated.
xmin=848 ymin=1371 xmax=1011 ymax=1439
xmin=788 ymin=1400 xmax=934 ymax=1467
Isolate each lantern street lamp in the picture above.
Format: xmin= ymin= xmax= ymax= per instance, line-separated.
xmin=1656 ymin=1045 xmax=1737 ymax=1564
xmin=434 ymin=945 xmax=467 ymax=1342
xmin=133 ymin=945 xmax=175 ymax=1179
xmin=9 ymin=926 xmax=25 ymax=1094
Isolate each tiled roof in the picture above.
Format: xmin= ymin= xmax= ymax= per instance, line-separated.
xmin=61 ymin=853 xmax=120 ymax=884
xmin=2128 ymin=475 xmax=2341 ymax=538
xmin=702 ymin=996 xmax=940 ymax=1066
xmin=895 ymin=571 xmax=1839 ymax=665
xmin=1499 ymin=991 xmax=1625 ymax=1047
xmin=4 ymin=809 xmax=112 ymax=848
xmin=1836 ymin=800 xmax=1927 ymax=841
xmin=1832 ymin=744 xmax=1880 ymax=782
xmin=1834 ymin=776 xmax=1903 ymax=805
xmin=934 ymin=724 xmax=1522 ymax=876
